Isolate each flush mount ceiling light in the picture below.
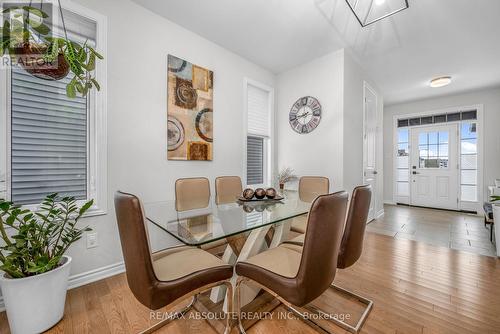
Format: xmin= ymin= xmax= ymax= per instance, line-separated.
xmin=345 ymin=0 xmax=409 ymax=27
xmin=430 ymin=76 xmax=452 ymax=88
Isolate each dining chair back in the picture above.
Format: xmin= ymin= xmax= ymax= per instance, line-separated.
xmin=215 ymin=176 xmax=242 ymax=204
xmin=298 ymin=176 xmax=330 ymax=202
xmin=337 ymin=185 xmax=372 ymax=269
xmin=175 ymin=177 xmax=210 ymax=211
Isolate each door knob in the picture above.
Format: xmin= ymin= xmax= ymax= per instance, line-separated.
xmin=412 ymin=171 xmax=419 ymax=175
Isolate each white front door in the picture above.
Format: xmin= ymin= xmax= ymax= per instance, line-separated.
xmin=363 ymin=84 xmax=378 ymax=221
xmin=410 ymin=123 xmax=459 ymax=210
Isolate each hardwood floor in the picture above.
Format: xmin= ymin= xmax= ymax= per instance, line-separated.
xmin=1 ymin=232 xmax=499 ymax=333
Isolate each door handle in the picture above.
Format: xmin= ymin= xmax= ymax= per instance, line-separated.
xmin=373 ymin=171 xmax=378 ymax=175
xmin=412 ymin=171 xmax=419 ymax=175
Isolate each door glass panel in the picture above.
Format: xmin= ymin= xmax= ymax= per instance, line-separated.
xmin=461 ymin=139 xmax=477 ymax=154
xmin=397 ymin=182 xmax=409 ymax=196
xmin=461 ymin=123 xmax=477 ymax=139
xmin=461 ymin=170 xmax=477 ymax=185
xmin=398 ymin=129 xmax=409 ymax=143
xmin=461 ymin=155 xmax=477 ymax=169
xmin=398 ymin=143 xmax=409 ymax=156
xmin=397 ymin=156 xmax=409 ymax=169
xmin=461 ymin=185 xmax=477 ymax=202
xmin=418 ymin=130 xmax=449 ymax=169
xmin=428 ymin=132 xmax=438 ymax=144
xmin=439 ymin=132 xmax=449 ymax=144
xmin=397 ymin=169 xmax=408 ymax=182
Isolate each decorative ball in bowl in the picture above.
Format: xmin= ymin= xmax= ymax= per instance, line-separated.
xmin=242 ymin=188 xmax=255 ymax=200
xmin=265 ymin=188 xmax=277 ymax=199
xmin=254 ymin=188 xmax=266 ymax=199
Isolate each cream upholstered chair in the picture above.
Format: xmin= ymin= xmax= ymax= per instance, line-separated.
xmin=215 ymin=176 xmax=243 ymax=204
xmin=175 ymin=177 xmax=210 ymax=211
xmin=284 ymin=185 xmax=373 ymax=333
xmin=234 ymin=191 xmax=349 ymax=333
xmin=114 ymin=191 xmax=234 ymax=334
xmin=290 ymin=176 xmax=330 ymax=233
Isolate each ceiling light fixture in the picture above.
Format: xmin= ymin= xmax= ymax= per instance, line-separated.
xmin=345 ymin=0 xmax=409 ymax=27
xmin=430 ymin=76 xmax=452 ymax=88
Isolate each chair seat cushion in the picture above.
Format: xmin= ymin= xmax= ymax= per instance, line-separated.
xmin=484 ymin=202 xmax=494 ymax=220
xmin=290 ymin=214 xmax=308 ymax=234
xmin=284 ymin=234 xmax=305 ymax=246
xmin=153 ymin=247 xmax=230 ymax=281
xmin=241 ymin=246 xmax=302 ymax=278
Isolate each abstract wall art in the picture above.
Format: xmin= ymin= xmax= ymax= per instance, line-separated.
xmin=167 ymin=55 xmax=213 ymax=160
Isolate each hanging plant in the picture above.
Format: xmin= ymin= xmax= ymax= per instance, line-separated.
xmin=0 ymin=3 xmax=103 ymax=98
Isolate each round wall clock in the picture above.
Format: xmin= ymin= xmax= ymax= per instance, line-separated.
xmin=289 ymin=96 xmax=322 ymax=134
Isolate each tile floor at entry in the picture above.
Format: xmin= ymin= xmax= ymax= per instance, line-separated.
xmin=368 ymin=204 xmax=497 ymax=257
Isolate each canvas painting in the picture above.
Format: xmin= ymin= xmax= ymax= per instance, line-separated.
xmin=167 ymin=55 xmax=213 ymax=160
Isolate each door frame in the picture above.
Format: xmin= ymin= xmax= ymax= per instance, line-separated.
xmin=392 ymin=104 xmax=484 ymax=213
xmin=363 ymin=81 xmax=379 ymax=221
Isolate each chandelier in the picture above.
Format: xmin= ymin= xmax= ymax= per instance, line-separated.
xmin=345 ymin=0 xmax=409 ymax=27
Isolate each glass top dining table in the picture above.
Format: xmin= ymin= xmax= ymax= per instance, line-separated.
xmin=144 ymin=192 xmax=311 ymax=246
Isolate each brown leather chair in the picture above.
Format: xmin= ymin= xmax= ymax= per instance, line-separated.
xmin=114 ymin=191 xmax=234 ymax=334
xmin=175 ymin=177 xmax=210 ymax=211
xmin=215 ymin=176 xmax=243 ymax=204
xmin=234 ymin=191 xmax=348 ymax=333
xmin=284 ymin=185 xmax=373 ymax=333
xmin=291 ymin=176 xmax=330 ymax=233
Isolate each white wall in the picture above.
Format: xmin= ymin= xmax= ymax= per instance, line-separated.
xmin=384 ymin=86 xmax=500 ymax=205
xmin=343 ymin=51 xmax=384 ymax=216
xmin=276 ymin=49 xmax=385 ymax=216
xmin=60 ymin=0 xmax=275 ymax=276
xmin=276 ymin=50 xmax=344 ymax=192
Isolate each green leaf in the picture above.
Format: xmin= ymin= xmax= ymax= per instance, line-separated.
xmin=22 ymin=6 xmax=49 ymax=18
xmin=91 ymin=78 xmax=100 ymax=91
xmin=43 ymin=39 xmax=59 ymax=62
xmin=66 ymin=79 xmax=76 ymax=98
xmin=89 ymin=47 xmax=103 ymax=59
xmin=27 ymin=20 xmax=50 ymax=35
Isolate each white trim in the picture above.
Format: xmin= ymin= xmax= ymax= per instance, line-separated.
xmin=0 ymin=261 xmax=125 ymax=312
xmin=0 ymin=1 xmax=107 ymax=216
xmin=392 ymin=104 xmax=484 ymax=212
xmin=363 ymin=81 xmax=379 ymax=220
xmin=384 ymin=200 xmax=397 ymax=205
xmin=243 ymin=77 xmax=275 ymax=187
xmin=375 ymin=209 xmax=385 ymax=219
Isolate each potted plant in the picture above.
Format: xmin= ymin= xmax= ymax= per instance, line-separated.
xmin=0 ymin=194 xmax=93 ymax=334
xmin=492 ymin=195 xmax=500 ymax=257
xmin=276 ymin=167 xmax=297 ymax=190
xmin=1 ymin=5 xmax=103 ymax=97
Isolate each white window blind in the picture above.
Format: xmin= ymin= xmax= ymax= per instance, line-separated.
xmin=247 ymin=84 xmax=270 ymax=137
xmin=9 ymin=9 xmax=96 ymax=205
xmin=247 ymin=136 xmax=264 ymax=185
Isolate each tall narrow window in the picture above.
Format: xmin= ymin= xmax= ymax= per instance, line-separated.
xmin=1 ymin=6 xmax=106 ymax=212
xmin=246 ymin=81 xmax=272 ymax=186
xmin=460 ymin=122 xmax=478 ymax=202
xmin=396 ymin=128 xmax=409 ymax=199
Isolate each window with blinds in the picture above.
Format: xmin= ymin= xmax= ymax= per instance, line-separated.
xmin=9 ymin=9 xmax=96 ymax=205
xmin=246 ymin=82 xmax=271 ymax=185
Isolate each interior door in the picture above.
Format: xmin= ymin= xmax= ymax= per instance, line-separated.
xmin=410 ymin=123 xmax=459 ymax=210
xmin=363 ymin=84 xmax=377 ymax=221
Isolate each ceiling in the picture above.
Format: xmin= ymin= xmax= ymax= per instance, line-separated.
xmin=132 ymin=0 xmax=500 ymax=105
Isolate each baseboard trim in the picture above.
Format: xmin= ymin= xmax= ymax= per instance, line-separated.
xmin=375 ymin=209 xmax=385 ymax=219
xmin=0 ymin=261 xmax=125 ymax=312
xmin=384 ymin=200 xmax=397 ymax=206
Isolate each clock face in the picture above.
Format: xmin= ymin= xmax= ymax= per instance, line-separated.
xmin=289 ymin=96 xmax=322 ymax=134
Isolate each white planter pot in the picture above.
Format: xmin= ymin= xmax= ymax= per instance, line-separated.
xmin=494 ymin=205 xmax=500 ymax=257
xmin=0 ymin=256 xmax=72 ymax=334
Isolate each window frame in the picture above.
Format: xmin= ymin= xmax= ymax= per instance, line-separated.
xmin=0 ymin=0 xmax=107 ymax=216
xmin=243 ymin=78 xmax=274 ymax=188
xmin=392 ymin=105 xmax=483 ymax=212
